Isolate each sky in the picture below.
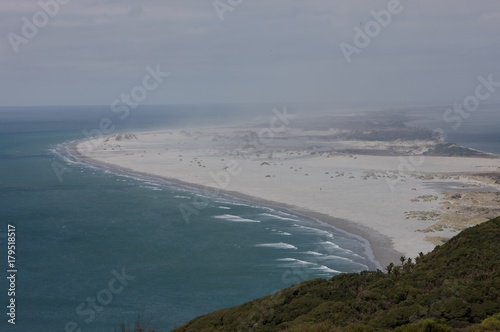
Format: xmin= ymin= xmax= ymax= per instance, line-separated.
xmin=1 ymin=0 xmax=499 ymax=107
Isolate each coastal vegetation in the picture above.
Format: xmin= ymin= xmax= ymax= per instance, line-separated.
xmin=173 ymin=217 xmax=500 ymax=331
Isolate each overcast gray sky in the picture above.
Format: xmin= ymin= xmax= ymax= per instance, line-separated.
xmin=1 ymin=0 xmax=499 ymax=106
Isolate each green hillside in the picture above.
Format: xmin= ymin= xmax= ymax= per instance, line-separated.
xmin=173 ymin=217 xmax=500 ymax=331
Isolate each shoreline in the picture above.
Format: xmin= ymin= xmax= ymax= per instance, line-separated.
xmin=67 ymin=127 xmax=500 ymax=270
xmin=66 ymin=140 xmax=400 ymax=269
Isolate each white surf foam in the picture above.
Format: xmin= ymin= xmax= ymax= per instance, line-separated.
xmin=140 ymin=185 xmax=162 ymax=191
xmin=271 ymin=229 xmax=292 ymax=236
xmin=295 ymin=225 xmax=334 ymax=238
xmin=277 ymin=258 xmax=314 ymax=265
xmin=260 ymin=213 xmax=301 ymax=222
xmin=174 ymin=195 xmax=191 ymax=199
xmin=256 ymin=242 xmax=297 ymax=249
xmin=322 ymin=241 xmax=364 ymax=259
xmin=217 ymin=200 xmax=257 ymax=208
xmin=213 ymin=214 xmax=261 ymax=223
xmin=277 ymin=258 xmax=300 ymax=262
xmin=319 ymin=254 xmax=355 ymax=263
xmin=302 ymin=251 xmax=323 ymax=256
xmin=277 ymin=258 xmax=342 ymax=274
xmin=311 ymin=265 xmax=342 ymax=274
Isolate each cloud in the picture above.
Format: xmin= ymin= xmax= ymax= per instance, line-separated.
xmin=0 ymin=0 xmax=499 ymax=106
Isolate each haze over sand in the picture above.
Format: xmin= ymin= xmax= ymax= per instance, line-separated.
xmin=74 ymin=110 xmax=500 ymax=267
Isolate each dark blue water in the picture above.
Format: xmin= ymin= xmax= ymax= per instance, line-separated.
xmin=0 ymin=105 xmax=374 ymax=332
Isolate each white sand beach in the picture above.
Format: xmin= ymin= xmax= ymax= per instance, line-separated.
xmin=74 ymin=124 xmax=500 ymax=268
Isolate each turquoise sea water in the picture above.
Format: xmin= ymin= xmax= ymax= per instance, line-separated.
xmin=0 ymin=106 xmax=374 ymax=332
xmin=1 ymin=104 xmax=498 ymax=331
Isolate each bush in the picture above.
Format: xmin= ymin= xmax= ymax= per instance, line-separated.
xmin=482 ymin=315 xmax=500 ymax=329
xmin=394 ymin=319 xmax=452 ymax=332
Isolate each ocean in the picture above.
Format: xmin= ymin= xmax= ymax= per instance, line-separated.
xmin=1 ymin=103 xmax=498 ymax=331
xmin=0 ymin=105 xmax=375 ymax=332
xmin=403 ymin=103 xmax=500 ymax=154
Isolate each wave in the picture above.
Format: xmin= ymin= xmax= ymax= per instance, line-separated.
xmin=311 ymin=265 xmax=342 ymax=274
xmin=50 ymin=143 xmax=92 ymax=168
xmin=302 ymin=251 xmax=323 ymax=256
xmin=213 ymin=214 xmax=261 ymax=223
xmin=174 ymin=195 xmax=191 ymax=199
xmin=260 ymin=213 xmax=301 ymax=222
xmin=316 ymin=254 xmax=369 ymax=270
xmin=216 ymin=200 xmax=258 ymax=209
xmin=277 ymin=258 xmax=302 ymax=262
xmin=319 ymin=255 xmax=369 ymax=270
xmin=294 ymin=225 xmax=334 ymax=238
xmin=321 ymin=241 xmax=364 ymax=259
xmin=277 ymin=258 xmax=313 ymax=265
xmin=319 ymin=254 xmax=356 ymax=263
xmin=218 ymin=206 xmax=231 ymax=210
xmin=141 ymin=186 xmax=163 ymax=191
xmin=270 ymin=229 xmax=292 ymax=236
xmin=256 ymin=242 xmax=297 ymax=249
xmin=277 ymin=258 xmax=342 ymax=274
